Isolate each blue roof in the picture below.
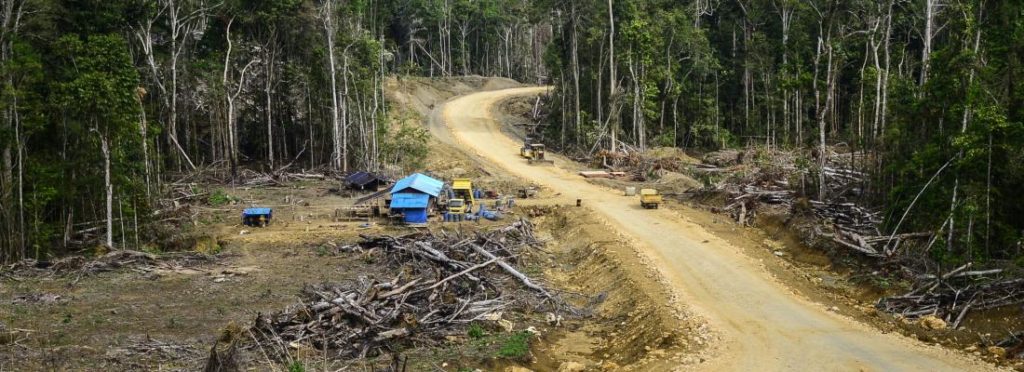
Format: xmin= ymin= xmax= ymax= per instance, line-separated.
xmin=243 ymin=208 xmax=272 ymax=216
xmin=390 ymin=193 xmax=431 ymax=209
xmin=391 ymin=173 xmax=443 ymax=197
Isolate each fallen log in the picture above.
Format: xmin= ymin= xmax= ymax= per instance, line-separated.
xmin=469 ymin=243 xmax=553 ymax=299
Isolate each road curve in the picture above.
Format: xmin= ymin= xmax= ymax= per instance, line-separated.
xmin=438 ymin=87 xmax=997 ymax=371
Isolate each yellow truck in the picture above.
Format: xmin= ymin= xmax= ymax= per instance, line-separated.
xmin=640 ymin=189 xmax=662 ymax=209
xmin=448 ymin=178 xmax=475 ymax=214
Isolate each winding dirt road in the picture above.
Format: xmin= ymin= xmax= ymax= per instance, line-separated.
xmin=438 ymin=87 xmax=997 ymax=371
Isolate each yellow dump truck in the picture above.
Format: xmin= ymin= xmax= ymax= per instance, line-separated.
xmin=640 ymin=189 xmax=662 ymax=209
xmin=449 ymin=178 xmax=475 ymax=214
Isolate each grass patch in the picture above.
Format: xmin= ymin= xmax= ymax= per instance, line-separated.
xmin=467 ymin=323 xmax=485 ymax=339
xmin=207 ymin=189 xmax=234 ymax=206
xmin=497 ymin=331 xmax=532 ymax=360
xmin=287 ymin=361 xmax=306 ymax=372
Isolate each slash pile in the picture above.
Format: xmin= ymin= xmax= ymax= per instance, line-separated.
xmin=876 ymin=263 xmax=1024 ymax=328
xmin=2 ymin=250 xmax=216 ymax=280
xmin=249 ymin=220 xmax=565 ymax=359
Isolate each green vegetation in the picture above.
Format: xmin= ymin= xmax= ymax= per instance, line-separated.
xmin=287 ymin=361 xmax=306 ymax=372
xmin=497 ymin=331 xmax=532 ymax=360
xmin=538 ymin=0 xmax=1024 ymax=265
xmin=207 ymin=189 xmax=234 ymax=207
xmin=467 ymin=323 xmax=486 ymax=339
xmin=0 ymin=0 xmax=1021 ymax=270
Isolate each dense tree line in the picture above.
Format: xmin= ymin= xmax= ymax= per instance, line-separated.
xmin=0 ymin=0 xmax=545 ymax=261
xmin=2 ymin=0 xmax=1020 ymax=266
xmin=539 ymin=0 xmax=1023 ymax=263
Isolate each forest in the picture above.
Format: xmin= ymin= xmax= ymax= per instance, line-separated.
xmin=536 ymin=0 xmax=1024 ymax=266
xmin=0 ymin=0 xmax=546 ymax=260
xmin=0 ymin=0 xmax=1022 ymax=268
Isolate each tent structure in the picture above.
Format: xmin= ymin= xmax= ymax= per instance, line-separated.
xmin=389 ymin=173 xmax=444 ymax=224
xmin=389 ymin=193 xmax=431 ymax=223
xmin=390 ymin=173 xmax=443 ymax=197
xmin=344 ymin=171 xmax=389 ymax=190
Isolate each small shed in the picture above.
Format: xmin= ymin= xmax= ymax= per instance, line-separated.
xmin=345 ymin=171 xmax=389 ymax=191
xmin=389 ymin=173 xmax=444 ymax=224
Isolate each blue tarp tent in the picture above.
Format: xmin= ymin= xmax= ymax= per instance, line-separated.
xmin=390 ymin=193 xmax=431 ymax=223
xmin=391 ymin=173 xmax=443 ymax=197
xmin=391 ymin=193 xmax=430 ymax=208
xmin=389 ymin=174 xmax=443 ymax=224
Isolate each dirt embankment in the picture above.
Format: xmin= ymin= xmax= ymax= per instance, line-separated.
xmin=531 ymin=207 xmax=710 ymax=370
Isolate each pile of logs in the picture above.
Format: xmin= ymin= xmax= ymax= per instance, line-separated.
xmin=719 ymin=183 xmax=794 ymax=227
xmin=693 ymin=148 xmax=895 ymax=254
xmin=249 ymin=220 xmax=563 ymax=359
xmin=877 ymin=263 xmax=1023 ymax=329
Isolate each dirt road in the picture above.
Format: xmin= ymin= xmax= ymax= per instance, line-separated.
xmin=438 ymin=87 xmax=997 ymax=371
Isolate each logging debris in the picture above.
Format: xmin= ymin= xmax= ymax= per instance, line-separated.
xmin=876 ymin=263 xmax=1024 ymax=329
xmin=248 ymin=219 xmax=570 ymax=360
xmin=685 ymin=147 xmax=1023 ymax=326
xmin=105 ymin=337 xmax=202 ymax=363
xmin=2 ymin=250 xmax=218 ymax=280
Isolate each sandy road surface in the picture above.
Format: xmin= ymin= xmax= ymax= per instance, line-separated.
xmin=438 ymin=87 xmax=998 ymax=371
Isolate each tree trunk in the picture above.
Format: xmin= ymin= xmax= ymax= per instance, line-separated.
xmin=136 ymin=89 xmax=152 ymax=200
xmin=920 ymin=0 xmax=939 ymax=86
xmin=607 ymin=0 xmax=618 ymax=154
xmin=322 ymin=0 xmax=343 ymax=171
xmin=570 ymin=3 xmax=581 ymax=146
xmin=99 ymin=131 xmax=113 ymax=249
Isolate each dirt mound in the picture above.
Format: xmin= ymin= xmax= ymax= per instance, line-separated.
xmin=531 ymin=208 xmax=709 ymax=369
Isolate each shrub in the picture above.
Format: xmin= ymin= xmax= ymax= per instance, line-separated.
xmin=467 ymin=323 xmax=485 ymax=339
xmin=208 ymin=189 xmax=233 ymax=206
xmin=287 ymin=361 xmax=305 ymax=372
xmin=497 ymin=331 xmax=532 ymax=360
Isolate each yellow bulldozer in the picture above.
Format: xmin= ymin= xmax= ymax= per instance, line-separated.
xmin=520 ymin=143 xmax=554 ymax=165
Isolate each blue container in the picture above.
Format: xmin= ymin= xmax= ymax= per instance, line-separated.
xmin=242 ymin=207 xmax=273 ymax=227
